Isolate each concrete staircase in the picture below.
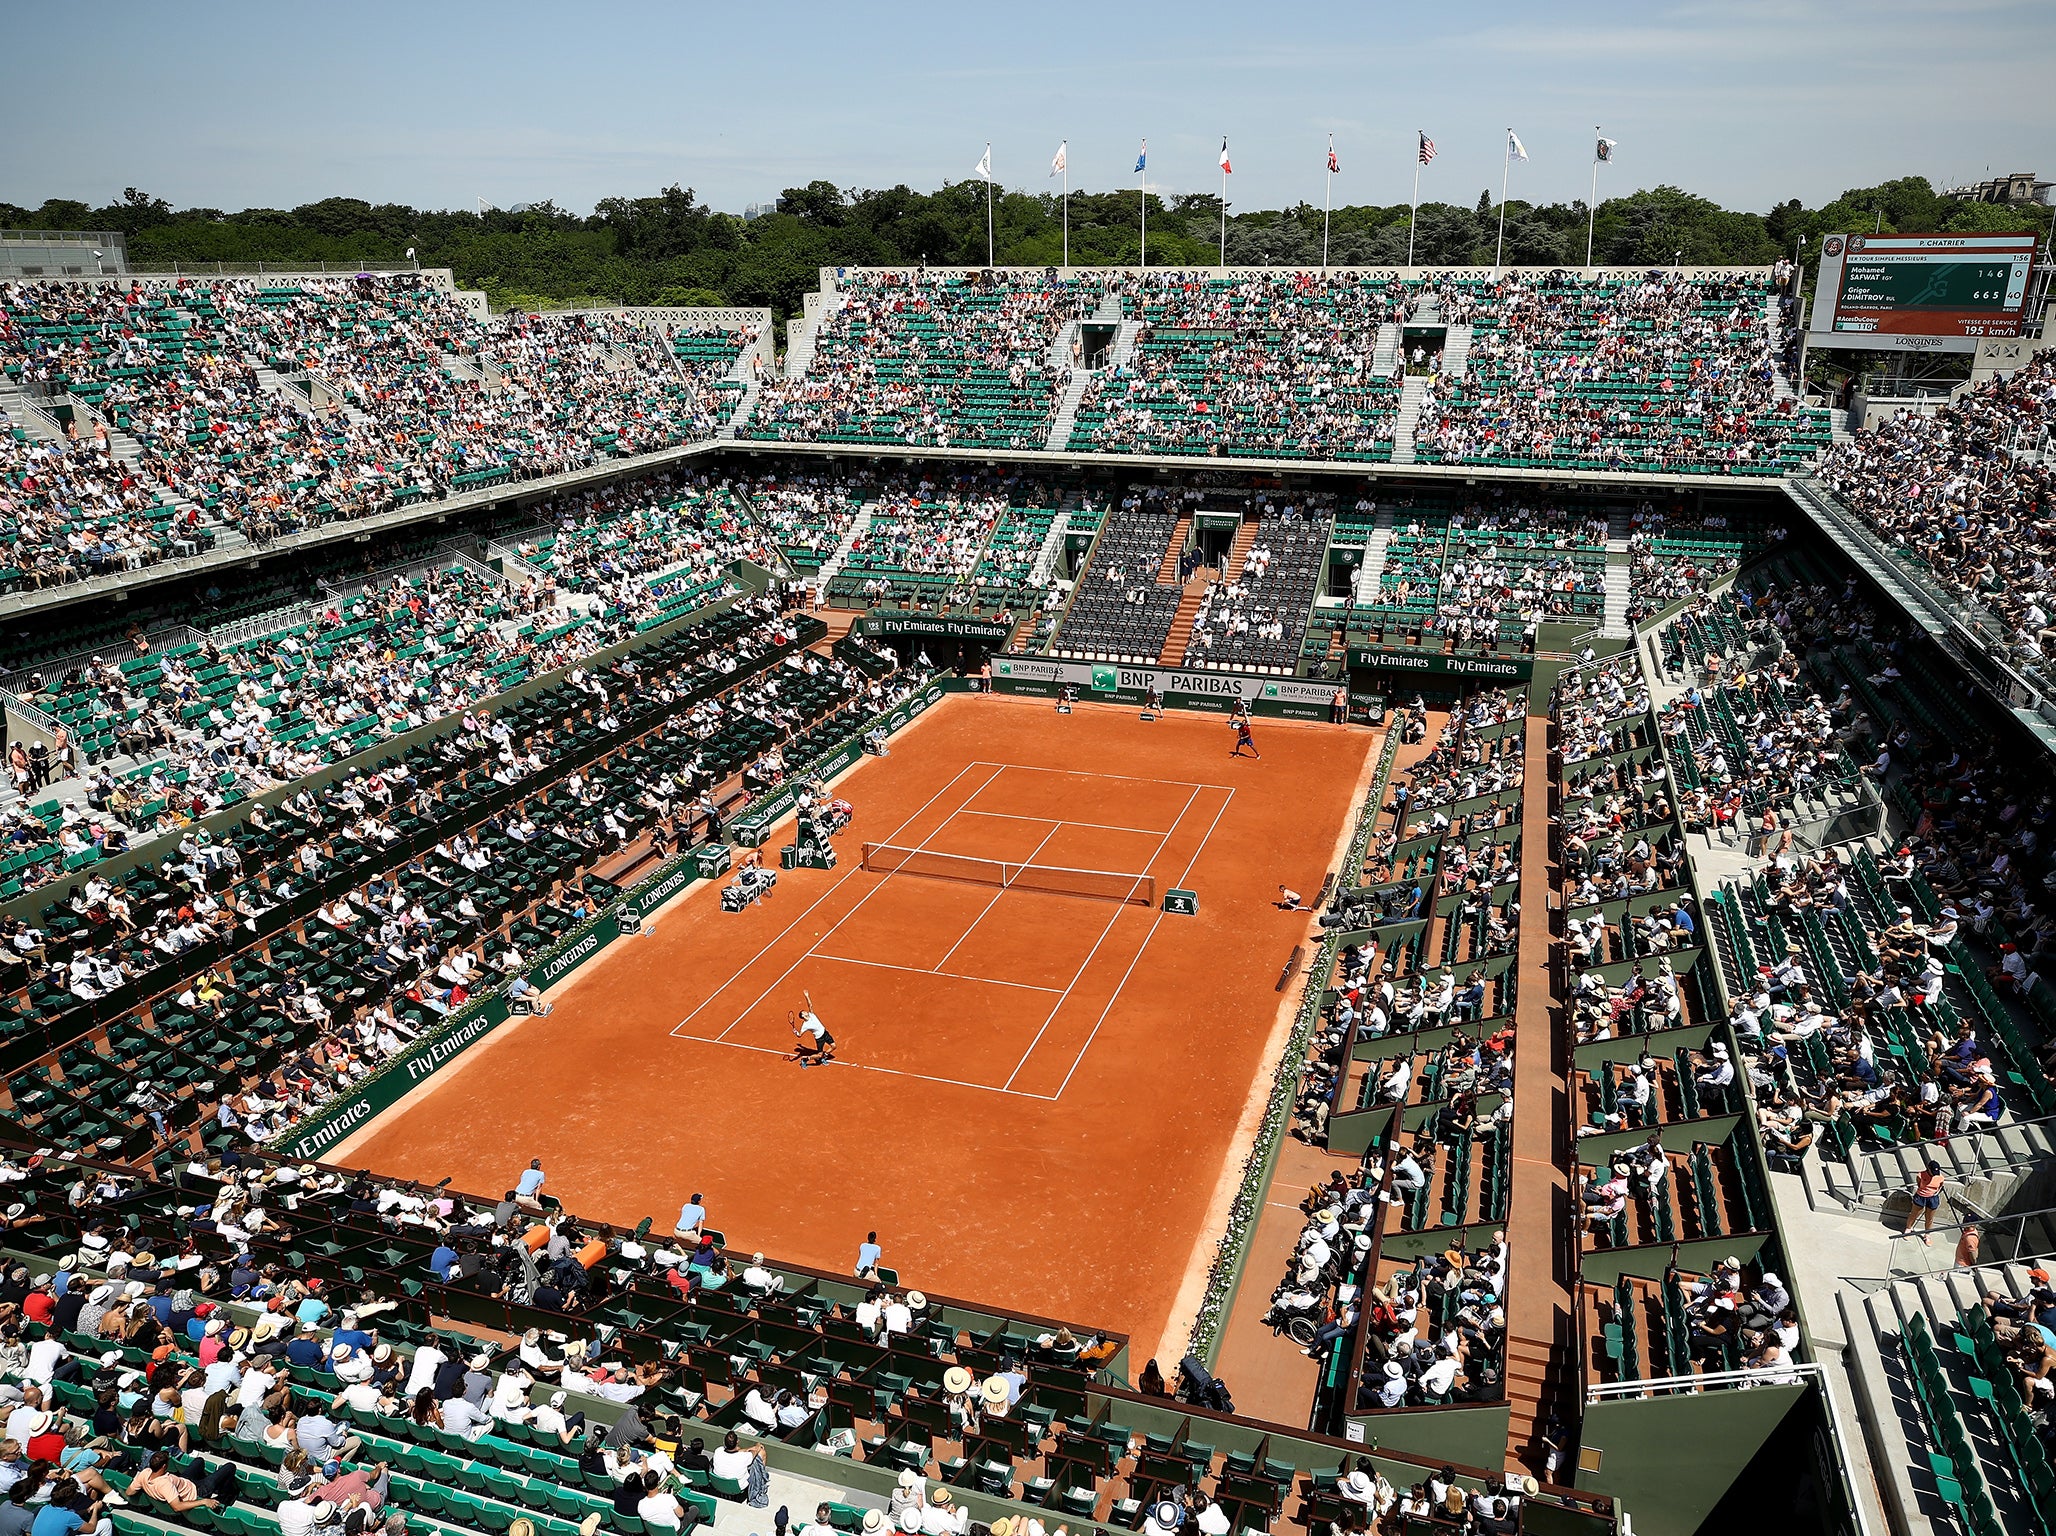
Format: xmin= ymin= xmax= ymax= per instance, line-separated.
xmin=783 ymin=291 xmax=841 ymax=381
xmin=1441 ymin=323 xmax=1473 ymax=378
xmin=1600 ymin=521 xmax=1633 ymax=638
xmin=1046 ymin=320 xmax=1080 ymax=373
xmin=815 ymin=503 xmax=874 ymax=588
xmin=1045 ymin=370 xmax=1092 ymax=452
xmin=1390 ymin=377 xmax=1427 ymax=463
xmin=717 ymin=377 xmax=762 ymax=441
xmin=1372 ymin=322 xmax=1401 ymax=375
xmin=1353 ymin=507 xmax=1396 ymax=604
xmin=304 ymin=372 xmax=376 ymax=429
xmin=0 ymin=381 xmax=67 ymax=443
xmin=1029 ymin=510 xmax=1071 ymax=585
xmin=252 ymin=365 xmax=314 ymax=415
xmin=440 ymin=351 xmax=486 ymax=386
xmin=1108 ymin=319 xmax=1143 ymax=371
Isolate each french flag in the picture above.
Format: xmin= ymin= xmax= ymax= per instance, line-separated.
xmin=1219 ymin=137 xmax=1232 ymax=174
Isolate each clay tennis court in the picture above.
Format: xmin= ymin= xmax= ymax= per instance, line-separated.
xmin=333 ymin=693 xmax=1377 ymax=1364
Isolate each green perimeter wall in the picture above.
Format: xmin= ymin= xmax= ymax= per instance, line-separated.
xmin=1577 ymin=1382 xmax=1807 ymax=1536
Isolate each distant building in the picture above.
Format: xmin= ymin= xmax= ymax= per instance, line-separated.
xmin=743 ymin=202 xmax=776 ymax=222
xmin=0 ymin=230 xmax=127 ymax=278
xmin=1944 ymin=171 xmax=2054 ymax=207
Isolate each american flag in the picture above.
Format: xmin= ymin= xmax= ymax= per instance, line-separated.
xmin=1418 ymin=132 xmax=1437 ymax=165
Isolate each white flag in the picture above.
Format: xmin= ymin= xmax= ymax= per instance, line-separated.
xmin=1596 ymin=135 xmax=1618 ymax=164
xmin=975 ymin=144 xmax=992 ymax=181
xmin=1051 ymin=141 xmax=1067 ymax=177
xmin=1507 ymin=129 xmax=1529 ymax=162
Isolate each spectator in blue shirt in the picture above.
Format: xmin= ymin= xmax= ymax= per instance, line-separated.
xmin=429 ymin=1245 xmax=459 ymax=1281
xmin=515 ymin=1161 xmax=547 ymax=1205
xmin=855 ymin=1232 xmax=882 ymax=1278
xmin=676 ymin=1195 xmax=705 ymax=1236
xmin=295 ymin=1292 xmax=331 ymax=1330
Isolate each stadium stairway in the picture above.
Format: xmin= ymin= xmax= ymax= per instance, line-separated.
xmin=1155 ymin=515 xmax=1193 ymax=585
xmin=304 ymin=368 xmax=377 ymax=428
xmin=1441 ymin=324 xmax=1473 ymax=378
xmin=440 ymin=351 xmax=487 ymax=385
xmin=717 ymin=375 xmax=763 ymax=440
xmin=783 ymin=289 xmax=841 ymax=379
xmin=1045 ymin=368 xmax=1092 ymax=451
xmin=1029 ymin=508 xmax=1071 ymax=585
xmin=1373 ymin=322 xmax=1400 ymax=375
xmin=0 ymin=379 xmax=69 ymax=443
xmin=815 ymin=501 xmax=876 ymax=590
xmin=252 ymin=363 xmax=316 ymax=414
xmin=1108 ymin=318 xmax=1143 ymax=370
xmin=1390 ymin=377 xmax=1427 ymax=463
xmin=1353 ymin=508 xmax=1396 ymax=605
xmin=1154 ymin=522 xmax=1236 ymax=666
xmin=1600 ymin=519 xmax=1633 ymax=638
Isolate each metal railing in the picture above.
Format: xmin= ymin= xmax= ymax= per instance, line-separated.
xmin=1834 ymin=1108 xmax=2056 ymax=1203
xmin=1847 ymin=1198 xmax=2056 ymax=1285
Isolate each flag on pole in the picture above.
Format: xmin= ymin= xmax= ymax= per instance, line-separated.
xmin=1219 ymin=137 xmax=1232 ymax=174
xmin=1328 ymin=136 xmax=1340 ymax=174
xmin=974 ymin=144 xmax=992 ymax=181
xmin=1595 ymin=135 xmax=1618 ymax=163
xmin=1134 ymin=140 xmax=1147 ymax=173
xmin=1051 ymin=141 xmax=1067 ymax=176
xmin=1507 ymin=129 xmax=1529 ymax=162
xmin=1417 ymin=132 xmax=1437 ymax=165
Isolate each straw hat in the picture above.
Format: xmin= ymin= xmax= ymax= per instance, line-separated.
xmin=980 ymin=1375 xmax=1010 ymax=1405
xmin=942 ymin=1366 xmax=973 ymax=1396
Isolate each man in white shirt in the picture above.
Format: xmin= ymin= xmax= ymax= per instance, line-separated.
xmin=915 ymin=1489 xmax=966 ymax=1536
xmin=707 ymin=1432 xmax=759 ymax=1487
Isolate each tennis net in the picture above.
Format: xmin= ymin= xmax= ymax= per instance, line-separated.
xmin=860 ymin=842 xmax=1157 ymax=906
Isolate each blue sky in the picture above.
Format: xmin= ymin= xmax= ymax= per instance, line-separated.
xmin=1 ymin=0 xmax=2047 ymax=217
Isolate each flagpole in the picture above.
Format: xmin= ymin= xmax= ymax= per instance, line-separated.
xmin=1323 ymin=139 xmax=1333 ymax=271
xmin=985 ymin=143 xmax=995 ymax=268
xmin=1219 ymin=155 xmax=1228 ymax=270
xmin=1063 ymin=156 xmax=1070 ymax=271
xmin=1139 ymin=150 xmax=1147 ymax=269
xmin=1494 ymin=132 xmax=1511 ymax=273
xmin=1587 ymin=127 xmax=1600 ymax=269
xmin=1408 ymin=144 xmax=1422 ymax=269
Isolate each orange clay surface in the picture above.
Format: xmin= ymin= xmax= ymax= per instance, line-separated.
xmin=334 ymin=693 xmax=1376 ymax=1362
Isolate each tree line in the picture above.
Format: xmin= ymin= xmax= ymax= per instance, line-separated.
xmin=3 ymin=175 xmax=2046 ymax=324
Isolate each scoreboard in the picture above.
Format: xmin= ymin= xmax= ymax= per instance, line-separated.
xmin=1811 ymin=232 xmax=2038 ymax=349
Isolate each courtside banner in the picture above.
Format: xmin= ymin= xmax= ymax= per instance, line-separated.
xmin=1345 ymin=647 xmax=1534 ymax=682
xmin=281 ymin=995 xmax=515 ymax=1161
xmin=988 ymin=656 xmax=1339 ymax=719
xmin=858 ymin=614 xmax=1016 ymax=643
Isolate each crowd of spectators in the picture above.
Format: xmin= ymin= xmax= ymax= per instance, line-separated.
xmin=1411 ymin=270 xmax=1827 ymax=475
xmin=1814 ymin=348 xmax=2056 ymax=674
xmin=745 ymin=273 xmax=1096 ymax=450
xmin=2 ymin=277 xmax=751 ymax=555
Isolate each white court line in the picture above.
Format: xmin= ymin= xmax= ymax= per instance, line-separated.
xmin=930 ymin=821 xmax=1062 ymax=973
xmin=945 ymin=808 xmax=1177 ymax=838
xmin=970 ymin=759 xmax=1233 ymax=794
xmin=669 ymin=761 xmax=991 ymax=1039
xmin=1047 ymin=784 xmax=1237 ymax=1101
xmin=806 ymin=952 xmax=1067 ymax=994
xmin=999 ymin=782 xmax=1203 ymax=1094
xmin=688 ymin=1038 xmax=1056 ymax=1100
xmin=706 ymin=761 xmax=1008 ymax=1043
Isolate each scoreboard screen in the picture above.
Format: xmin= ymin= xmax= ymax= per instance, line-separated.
xmin=1812 ymin=232 xmax=2038 ymax=343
